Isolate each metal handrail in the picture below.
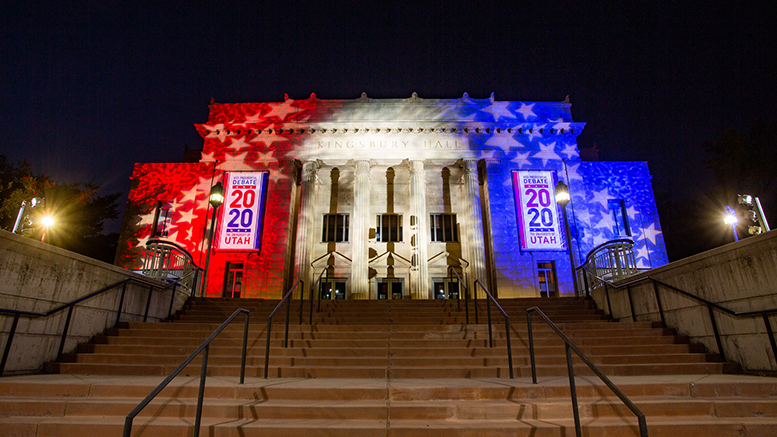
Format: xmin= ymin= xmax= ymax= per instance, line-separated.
xmin=474 ymin=279 xmax=514 ymax=379
xmin=581 ymin=238 xmax=638 ymax=285
xmin=143 ymin=239 xmax=202 ymax=294
xmin=122 ymin=308 xmax=250 ymax=437
xmin=526 ymin=306 xmax=648 ymax=437
xmin=264 ymin=279 xmax=304 ymax=378
xmin=310 ymin=268 xmax=328 ymax=324
xmin=0 ymin=275 xmax=187 ymax=376
xmin=577 ymin=262 xmax=777 ymax=366
xmin=448 ymin=267 xmax=469 ymax=324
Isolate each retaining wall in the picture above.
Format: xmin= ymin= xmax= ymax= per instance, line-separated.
xmin=0 ymin=230 xmax=188 ymax=374
xmin=591 ymin=231 xmax=777 ymax=371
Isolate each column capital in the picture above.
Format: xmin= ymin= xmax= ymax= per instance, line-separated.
xmin=462 ymin=158 xmax=479 ymax=173
xmin=408 ymin=159 xmax=426 ymax=175
xmin=300 ymin=160 xmax=320 ymax=180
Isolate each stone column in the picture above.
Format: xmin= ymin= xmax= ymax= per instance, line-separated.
xmin=462 ymin=159 xmax=488 ymax=298
xmin=294 ymin=160 xmax=318 ymax=298
xmin=409 ymin=160 xmax=430 ymax=299
xmin=350 ymin=160 xmax=371 ymax=299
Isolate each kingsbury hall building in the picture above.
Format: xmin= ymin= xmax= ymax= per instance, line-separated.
xmin=116 ymin=92 xmax=668 ymax=300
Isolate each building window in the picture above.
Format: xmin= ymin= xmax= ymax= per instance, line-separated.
xmin=152 ymin=201 xmax=172 ymax=237
xmin=608 ymin=199 xmax=631 ymax=237
xmin=430 ymin=213 xmax=458 ymax=242
xmin=322 ymin=214 xmax=349 ymax=242
xmin=376 ymin=214 xmax=403 ymax=242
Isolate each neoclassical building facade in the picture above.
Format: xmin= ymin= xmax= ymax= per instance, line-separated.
xmin=116 ymin=93 xmax=668 ymax=299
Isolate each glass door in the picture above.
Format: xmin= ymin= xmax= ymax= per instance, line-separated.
xmin=377 ymin=278 xmax=403 ymax=300
xmin=433 ymin=278 xmax=459 ymax=299
xmin=320 ymin=278 xmax=347 ymax=300
xmin=223 ymin=262 xmax=244 ymax=298
xmin=537 ymin=261 xmax=558 ymax=297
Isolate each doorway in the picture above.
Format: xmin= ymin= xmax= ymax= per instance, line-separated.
xmin=537 ymin=261 xmax=558 ymax=297
xmin=433 ymin=278 xmax=460 ymax=299
xmin=377 ymin=278 xmax=403 ymax=300
xmin=223 ymin=262 xmax=244 ymax=298
xmin=319 ymin=278 xmax=347 ymax=300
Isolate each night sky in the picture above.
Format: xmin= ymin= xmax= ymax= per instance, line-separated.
xmin=3 ymin=2 xmax=776 ymax=255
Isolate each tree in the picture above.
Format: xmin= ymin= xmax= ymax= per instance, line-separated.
xmin=0 ymin=155 xmax=121 ymax=263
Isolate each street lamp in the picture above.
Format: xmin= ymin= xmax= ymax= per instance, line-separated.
xmin=555 ymin=180 xmax=580 ymax=296
xmin=201 ymin=182 xmax=225 ymax=297
xmin=723 ymin=206 xmax=739 ymax=242
xmin=40 ymin=215 xmax=55 ymax=242
xmin=738 ymin=194 xmax=770 ymax=235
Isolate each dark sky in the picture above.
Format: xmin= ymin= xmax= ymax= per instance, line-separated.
xmin=3 ymin=2 xmax=776 ymax=235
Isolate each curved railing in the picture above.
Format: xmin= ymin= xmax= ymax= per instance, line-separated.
xmin=142 ymin=238 xmax=202 ymax=294
xmin=526 ymin=307 xmax=648 ymax=437
xmin=578 ymin=238 xmax=638 ymax=290
xmin=122 ymin=308 xmax=250 ymax=437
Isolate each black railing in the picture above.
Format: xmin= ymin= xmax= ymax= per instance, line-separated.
xmin=143 ymin=238 xmax=203 ymax=295
xmin=474 ymin=279 xmax=514 ymax=379
xmin=448 ymin=267 xmax=469 ymax=324
xmin=526 ymin=306 xmax=648 ymax=437
xmin=578 ymin=263 xmax=777 ymax=368
xmin=310 ymin=268 xmax=328 ymax=324
xmin=0 ymin=275 xmax=189 ymax=376
xmin=122 ymin=308 xmax=250 ymax=437
xmin=264 ymin=279 xmax=304 ymax=378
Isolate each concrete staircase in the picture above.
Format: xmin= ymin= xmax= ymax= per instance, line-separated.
xmin=2 ymin=297 xmax=776 ymax=436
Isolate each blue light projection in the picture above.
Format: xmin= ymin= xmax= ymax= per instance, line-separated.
xmin=430 ymin=94 xmax=667 ymax=296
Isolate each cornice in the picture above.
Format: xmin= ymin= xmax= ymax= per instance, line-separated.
xmin=197 ymin=122 xmax=586 ymax=140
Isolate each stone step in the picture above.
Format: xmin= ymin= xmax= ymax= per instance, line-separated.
xmin=77 ymin=343 xmax=701 ymax=358
xmin=90 ymin=335 xmax=687 ymax=349
xmin=4 ymin=396 xmax=775 ymax=422
xmin=50 ymin=361 xmax=735 ymax=379
xmin=134 ymin=320 xmax=651 ymax=331
xmin=105 ymin=327 xmax=669 ymax=340
xmin=2 ymin=374 xmax=777 ymax=437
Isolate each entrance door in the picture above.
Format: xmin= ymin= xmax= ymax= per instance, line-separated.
xmin=433 ymin=278 xmax=460 ymax=299
xmin=223 ymin=262 xmax=244 ymax=298
xmin=319 ymin=279 xmax=347 ymax=300
xmin=537 ymin=261 xmax=558 ymax=297
xmin=377 ymin=278 xmax=403 ymax=300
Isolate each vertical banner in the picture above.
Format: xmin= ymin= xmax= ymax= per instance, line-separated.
xmin=216 ymin=172 xmax=268 ymax=251
xmin=513 ymin=171 xmax=565 ymax=251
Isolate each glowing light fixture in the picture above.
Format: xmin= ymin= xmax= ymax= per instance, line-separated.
xmin=724 ymin=206 xmax=739 ymax=242
xmin=209 ymin=182 xmax=225 ymax=207
xmin=41 ymin=216 xmax=55 ymax=228
xmin=555 ymin=180 xmax=570 ymax=207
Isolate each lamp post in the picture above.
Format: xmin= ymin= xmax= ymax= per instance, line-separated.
xmin=738 ymin=194 xmax=770 ymax=235
xmin=201 ymin=182 xmax=224 ymax=297
xmin=723 ymin=206 xmax=739 ymax=242
xmin=555 ymin=180 xmax=580 ymax=296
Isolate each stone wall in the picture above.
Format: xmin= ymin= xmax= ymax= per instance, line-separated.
xmin=0 ymin=230 xmax=187 ymax=374
xmin=591 ymin=231 xmax=777 ymax=371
